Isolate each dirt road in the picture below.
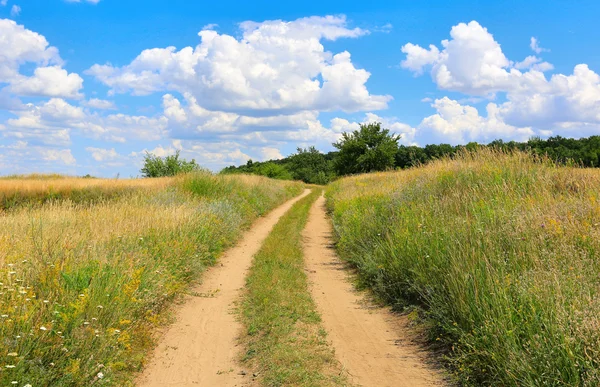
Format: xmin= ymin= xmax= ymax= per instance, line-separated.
xmin=302 ymin=194 xmax=446 ymax=387
xmin=137 ymin=189 xmax=311 ymax=387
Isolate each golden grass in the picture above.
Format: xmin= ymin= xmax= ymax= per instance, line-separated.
xmin=0 ymin=173 xmax=303 ymax=386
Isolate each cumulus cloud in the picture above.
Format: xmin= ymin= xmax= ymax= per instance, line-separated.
xmin=82 ymin=98 xmax=116 ymax=110
xmin=401 ymin=20 xmax=600 ymax=139
xmin=0 ymin=19 xmax=83 ymax=98
xmin=10 ymin=4 xmax=19 ymax=16
xmin=0 ymin=141 xmax=77 ymax=174
xmin=400 ymin=21 xmax=555 ymax=97
xmin=86 ymin=15 xmax=389 ymax=115
xmin=418 ymin=97 xmax=534 ymax=144
xmin=86 ymin=147 xmax=117 ymax=161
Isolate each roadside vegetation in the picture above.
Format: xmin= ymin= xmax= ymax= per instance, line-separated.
xmin=0 ymin=172 xmax=302 ymax=386
xmin=326 ymin=149 xmax=600 ymax=386
xmin=240 ymin=189 xmax=348 ymax=386
xmin=222 ymin=128 xmax=600 ymax=184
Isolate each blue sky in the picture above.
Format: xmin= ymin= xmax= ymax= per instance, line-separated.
xmin=1 ymin=0 xmax=600 ymax=177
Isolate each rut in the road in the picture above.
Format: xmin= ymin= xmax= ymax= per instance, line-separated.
xmin=303 ymin=194 xmax=447 ymax=387
xmin=137 ymin=189 xmax=311 ymax=387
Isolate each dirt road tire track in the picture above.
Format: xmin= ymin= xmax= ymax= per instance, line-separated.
xmin=303 ymin=194 xmax=446 ymax=387
xmin=137 ymin=189 xmax=311 ymax=387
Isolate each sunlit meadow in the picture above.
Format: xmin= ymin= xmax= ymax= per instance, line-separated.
xmin=326 ymin=150 xmax=600 ymax=386
xmin=0 ymin=173 xmax=303 ymax=386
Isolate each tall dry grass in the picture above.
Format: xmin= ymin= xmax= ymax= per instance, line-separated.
xmin=0 ymin=173 xmax=303 ymax=386
xmin=326 ymin=150 xmax=600 ymax=386
xmin=0 ymin=176 xmax=174 ymax=211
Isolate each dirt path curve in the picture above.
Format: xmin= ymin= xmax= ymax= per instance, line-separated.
xmin=137 ymin=189 xmax=311 ymax=387
xmin=303 ymin=194 xmax=446 ymax=387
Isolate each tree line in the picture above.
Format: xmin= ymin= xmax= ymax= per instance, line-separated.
xmin=141 ymin=123 xmax=600 ymax=182
xmin=221 ymin=124 xmax=600 ymax=184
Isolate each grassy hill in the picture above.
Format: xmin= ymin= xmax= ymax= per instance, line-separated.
xmin=0 ymin=173 xmax=303 ymax=386
xmin=326 ymin=150 xmax=600 ymax=386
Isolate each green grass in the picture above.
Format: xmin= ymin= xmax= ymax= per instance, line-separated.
xmin=0 ymin=173 xmax=303 ymax=386
xmin=240 ymin=189 xmax=348 ymax=387
xmin=326 ymin=150 xmax=600 ymax=386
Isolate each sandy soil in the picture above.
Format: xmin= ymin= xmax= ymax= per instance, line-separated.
xmin=302 ymin=194 xmax=447 ymax=387
xmin=137 ymin=189 xmax=311 ymax=387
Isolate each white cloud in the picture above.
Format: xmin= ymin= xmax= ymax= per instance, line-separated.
xmin=530 ymin=37 xmax=549 ymax=54
xmin=41 ymin=148 xmax=76 ymax=165
xmin=202 ymin=23 xmax=218 ymax=30
xmin=86 ymin=146 xmax=119 ymax=162
xmin=418 ymin=97 xmax=534 ymax=144
xmin=401 ymin=43 xmax=440 ymax=75
xmin=10 ymin=4 xmax=19 ymax=16
xmin=9 ymin=66 xmax=83 ymax=98
xmin=0 ymin=1 xmax=8 ymax=6
xmin=0 ymin=141 xmax=77 ymax=174
xmin=1 ymin=98 xmax=167 ymax=147
xmin=0 ymin=19 xmax=83 ymax=98
xmin=83 ymin=98 xmax=116 ymax=110
xmin=86 ymin=15 xmax=389 ymax=115
xmin=402 ymin=20 xmax=600 ymax=136
xmin=260 ymin=147 xmax=283 ymax=160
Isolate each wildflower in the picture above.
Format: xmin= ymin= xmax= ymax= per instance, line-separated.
xmin=1 ymin=314 xmax=8 ymax=318
xmin=5 ymin=365 xmax=15 ymax=368
xmin=39 ymin=326 xmax=47 ymax=331
xmin=83 ymin=322 xmax=90 ymax=325
xmin=43 ymin=300 xmax=49 ymax=304
xmin=24 ymin=384 xmax=32 ymax=387
xmin=92 ymin=317 xmax=97 ymax=321
xmin=9 ymin=272 xmax=16 ymax=275
xmin=7 ymin=353 xmax=17 ymax=357
xmin=97 ymin=372 xmax=104 ymax=379
xmin=97 ymin=305 xmax=103 ymax=309
xmin=113 ymin=329 xmax=121 ymax=334
xmin=11 ymin=381 xmax=17 ymax=385
xmin=22 ymin=260 xmax=27 ymax=263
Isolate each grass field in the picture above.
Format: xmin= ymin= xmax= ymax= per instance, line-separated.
xmin=240 ymin=189 xmax=348 ymax=386
xmin=0 ymin=173 xmax=303 ymax=386
xmin=326 ymin=150 xmax=600 ymax=386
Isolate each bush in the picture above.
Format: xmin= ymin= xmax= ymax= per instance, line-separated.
xmin=141 ymin=151 xmax=202 ymax=177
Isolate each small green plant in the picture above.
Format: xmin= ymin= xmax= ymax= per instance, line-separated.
xmin=140 ymin=150 xmax=202 ymax=178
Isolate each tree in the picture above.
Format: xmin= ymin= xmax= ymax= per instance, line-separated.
xmin=288 ymin=146 xmax=333 ymax=184
xmin=140 ymin=151 xmax=201 ymax=177
xmin=333 ymin=122 xmax=401 ymax=175
xmin=254 ymin=162 xmax=293 ymax=180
